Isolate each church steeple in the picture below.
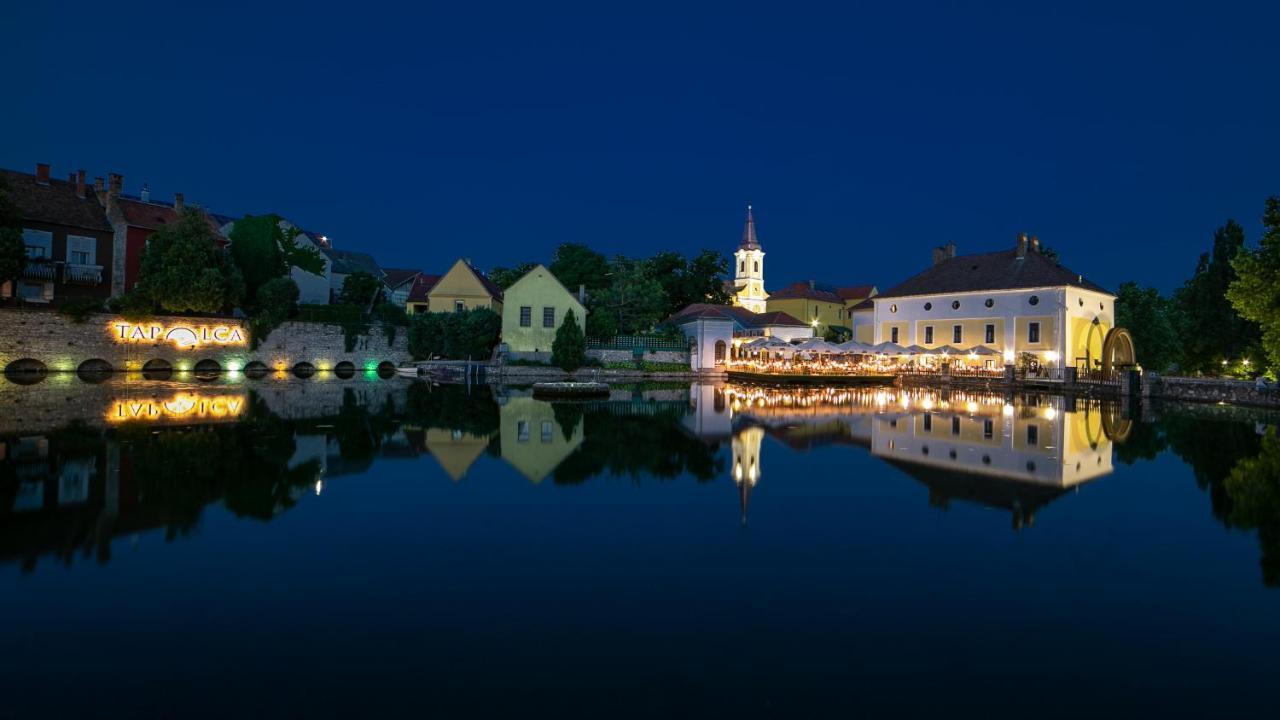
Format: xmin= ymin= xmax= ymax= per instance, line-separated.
xmin=739 ymin=204 xmax=761 ymax=250
xmin=731 ymin=204 xmax=768 ymax=314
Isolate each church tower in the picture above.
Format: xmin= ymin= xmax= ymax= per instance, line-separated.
xmin=732 ymin=205 xmax=768 ymax=314
xmin=732 ymin=426 xmax=765 ymax=524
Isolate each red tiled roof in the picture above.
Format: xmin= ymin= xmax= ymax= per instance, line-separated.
xmin=667 ymin=303 xmax=807 ymax=329
xmin=835 ymin=284 xmax=876 ymax=301
xmin=0 ymin=168 xmax=111 ymax=231
xmin=767 ymin=281 xmax=843 ymax=303
xmin=118 ymin=198 xmax=179 ymax=229
xmin=407 ymin=274 xmax=441 ymax=303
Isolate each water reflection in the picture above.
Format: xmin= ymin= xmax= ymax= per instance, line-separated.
xmin=3 ymin=379 xmax=1280 ymax=587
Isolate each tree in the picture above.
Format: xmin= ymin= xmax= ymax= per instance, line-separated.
xmin=549 ymin=243 xmax=611 ymax=295
xmin=489 ymin=262 xmax=537 ymax=290
xmin=131 ymin=208 xmax=244 ymax=314
xmin=1115 ymin=281 xmax=1180 ymax=372
xmin=0 ymin=176 xmax=24 ymax=304
xmin=338 ymin=271 xmax=384 ymax=307
xmin=595 ymin=255 xmax=668 ymax=335
xmin=408 ymin=308 xmax=501 ymax=360
xmin=552 ymin=308 xmax=586 ymax=371
xmin=247 ymin=277 xmax=300 ymax=348
xmin=229 ymin=215 xmax=326 ymax=305
xmin=1225 ymin=426 xmax=1280 ymax=586
xmin=1182 ymin=219 xmax=1261 ymax=373
xmin=1228 ymin=198 xmax=1280 ymax=373
xmin=646 ymin=249 xmax=732 ymax=318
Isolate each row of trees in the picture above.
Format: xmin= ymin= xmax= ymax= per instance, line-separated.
xmin=490 ymin=244 xmax=730 ymax=337
xmin=1116 ymin=198 xmax=1278 ymax=376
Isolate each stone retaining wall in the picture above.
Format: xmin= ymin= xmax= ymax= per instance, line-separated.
xmin=1147 ymin=375 xmax=1280 ymax=408
xmin=0 ymin=309 xmax=411 ymax=374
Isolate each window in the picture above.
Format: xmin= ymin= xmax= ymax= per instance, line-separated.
xmin=924 ymin=302 xmax=932 ymax=311
xmin=543 ymin=307 xmax=555 ymax=327
xmin=1027 ymin=425 xmax=1039 ymax=446
xmin=813 ymin=306 xmax=819 ymax=318
xmin=952 ymin=325 xmax=962 ymax=343
xmin=517 ymin=420 xmax=530 ymax=443
xmin=985 ymin=298 xmax=994 ymax=308
xmin=951 ymin=300 xmax=960 ymax=310
xmin=740 ymin=260 xmax=745 ymax=272
xmin=890 ymin=304 xmax=897 ymax=313
xmin=22 ymin=229 xmax=51 ymax=259
xmin=890 ymin=327 xmax=899 ymax=343
xmin=951 ymin=417 xmax=960 ymax=435
xmin=67 ymin=235 xmax=96 ymax=265
xmin=454 ymin=300 xmax=465 ymax=313
xmin=1028 ymin=322 xmax=1041 ymax=343
xmin=519 ymin=306 xmax=532 ymax=327
xmin=754 ymin=261 xmax=759 ymax=272
xmin=541 ymin=421 xmax=553 ymax=443
xmin=19 ymin=282 xmax=49 ymax=301
xmin=924 ymin=326 xmax=934 ymax=344
xmin=1029 ymin=295 xmax=1039 ymax=306
xmin=985 ymin=324 xmax=995 ymax=344
xmin=923 ymin=413 xmax=932 ymax=431
xmin=983 ymin=419 xmax=993 ymax=439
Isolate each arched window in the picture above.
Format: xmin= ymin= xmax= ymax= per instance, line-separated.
xmin=753 ymin=261 xmax=759 ymax=272
xmin=739 ymin=260 xmax=745 ymax=273
xmin=714 ymin=340 xmax=727 ymax=364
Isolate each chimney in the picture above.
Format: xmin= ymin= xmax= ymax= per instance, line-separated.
xmin=107 ymin=173 xmax=123 ymax=198
xmin=94 ymin=177 xmax=105 ymax=195
xmin=1015 ymin=232 xmax=1029 ymax=259
xmin=578 ymin=284 xmax=585 ymax=304
xmin=945 ymin=241 xmax=956 ymax=259
xmin=35 ymin=163 xmax=50 ymax=185
xmin=140 ymin=183 xmax=150 ymax=203
xmin=932 ymin=246 xmax=946 ymax=266
xmin=76 ymin=170 xmax=86 ymax=199
xmin=173 ymin=192 xmax=184 ymax=212
xmin=1029 ymin=235 xmax=1041 ymax=253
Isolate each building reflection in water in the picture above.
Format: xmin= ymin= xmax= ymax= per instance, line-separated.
xmin=685 ymin=383 xmax=1127 ymax=529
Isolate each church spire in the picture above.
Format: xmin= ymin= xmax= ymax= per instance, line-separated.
xmin=739 ymin=204 xmax=761 ymax=250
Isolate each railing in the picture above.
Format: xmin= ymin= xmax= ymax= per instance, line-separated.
xmin=22 ymin=262 xmax=56 ymax=281
xmin=587 ymin=335 xmax=687 ymax=351
xmin=63 ymin=264 xmax=103 ymax=286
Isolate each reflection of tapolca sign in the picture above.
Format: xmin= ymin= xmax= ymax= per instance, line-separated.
xmin=111 ymin=320 xmax=246 ymax=348
xmin=107 ymin=393 xmax=246 ymax=423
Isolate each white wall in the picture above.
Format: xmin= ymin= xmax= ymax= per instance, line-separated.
xmin=679 ymin=318 xmax=734 ymax=371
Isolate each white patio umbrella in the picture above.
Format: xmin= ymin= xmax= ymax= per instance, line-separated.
xmin=967 ymin=345 xmax=1001 ymax=356
xmin=836 ymin=340 xmax=875 ymax=353
xmin=794 ymin=338 xmax=843 ymax=354
xmin=932 ymin=345 xmax=966 ymax=356
xmin=871 ymin=341 xmax=908 ymax=355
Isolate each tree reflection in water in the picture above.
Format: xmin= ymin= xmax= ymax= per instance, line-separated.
xmin=3 ymin=382 xmax=1280 ymax=587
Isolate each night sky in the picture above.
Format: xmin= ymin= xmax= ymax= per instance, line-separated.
xmin=5 ymin=1 xmax=1277 ymax=294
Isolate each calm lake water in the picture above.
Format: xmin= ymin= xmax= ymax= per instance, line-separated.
xmin=1 ymin=376 xmax=1278 ymax=717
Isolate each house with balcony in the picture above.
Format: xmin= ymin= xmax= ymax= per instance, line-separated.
xmin=0 ymin=163 xmax=114 ymax=306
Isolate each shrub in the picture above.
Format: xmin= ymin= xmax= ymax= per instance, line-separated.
xmin=56 ymin=297 xmax=104 ymax=324
xmin=552 ymin=309 xmax=586 ymax=371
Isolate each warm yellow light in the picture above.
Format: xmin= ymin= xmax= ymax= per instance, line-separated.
xmin=1003 ymin=350 xmax=1015 ymax=363
xmin=1043 ymin=407 xmax=1057 ymax=420
xmin=1002 ymin=404 xmax=1015 ymax=417
xmin=1044 ymin=351 xmax=1060 ymax=362
xmin=966 ymin=401 xmax=978 ymax=414
xmin=921 ymin=398 xmax=934 ymax=410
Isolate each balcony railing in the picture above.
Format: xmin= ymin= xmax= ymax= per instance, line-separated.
xmin=19 ymin=261 xmax=104 ymax=286
xmin=63 ymin=263 xmax=104 ymax=286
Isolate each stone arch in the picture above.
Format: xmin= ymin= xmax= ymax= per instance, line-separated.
xmin=292 ymin=361 xmax=317 ymax=378
xmin=243 ymin=361 xmax=270 ymax=378
xmin=334 ymin=361 xmax=356 ymax=379
xmin=1101 ymin=328 xmax=1137 ymax=380
xmin=193 ymin=359 xmax=222 ymax=380
xmin=76 ymin=359 xmax=114 ymax=383
xmin=4 ymin=358 xmax=48 ymax=384
xmin=376 ymin=361 xmax=397 ymax=378
xmin=142 ymin=359 xmax=173 ymax=380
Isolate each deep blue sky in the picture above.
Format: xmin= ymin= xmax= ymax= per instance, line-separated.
xmin=4 ymin=1 xmax=1277 ymax=294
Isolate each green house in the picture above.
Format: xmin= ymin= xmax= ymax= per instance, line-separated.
xmin=500 ymin=264 xmax=587 ymax=357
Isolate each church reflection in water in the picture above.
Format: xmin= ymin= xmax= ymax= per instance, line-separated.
xmin=0 ymin=380 xmax=1133 ymax=572
xmin=684 ymin=383 xmax=1129 ymax=529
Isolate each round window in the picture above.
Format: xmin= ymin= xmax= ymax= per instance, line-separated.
xmin=924 ymin=302 xmax=933 ymax=311
xmin=1029 ymin=295 xmax=1040 ymax=306
xmin=890 ymin=303 xmax=897 ymax=313
xmin=984 ymin=298 xmax=994 ymax=308
xmin=951 ymin=300 xmax=960 ymax=310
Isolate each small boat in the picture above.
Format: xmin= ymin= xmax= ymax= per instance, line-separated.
xmin=396 ymin=366 xmax=423 ymax=378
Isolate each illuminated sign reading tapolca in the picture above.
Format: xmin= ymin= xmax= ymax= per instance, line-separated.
xmin=106 ymin=393 xmax=246 ymax=423
xmin=111 ymin=320 xmax=246 ymax=348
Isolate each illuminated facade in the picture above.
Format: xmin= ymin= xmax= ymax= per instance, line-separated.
xmin=110 ymin=320 xmax=247 ymax=349
xmin=872 ymin=235 xmax=1116 ymax=373
xmin=731 ymin=205 xmax=768 ymax=314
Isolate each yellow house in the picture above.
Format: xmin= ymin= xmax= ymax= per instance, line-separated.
xmin=766 ymin=281 xmax=848 ymax=338
xmin=500 ymin=397 xmax=584 ymax=483
xmin=406 ymin=258 xmax=503 ymax=316
xmin=501 ymin=265 xmax=587 ymax=355
xmin=421 ymin=427 xmax=493 ymax=481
